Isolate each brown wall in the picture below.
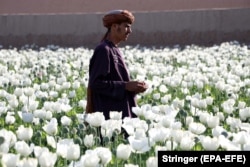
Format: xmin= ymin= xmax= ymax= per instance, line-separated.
xmin=1 ymin=0 xmax=250 ymax=48
xmin=1 ymin=8 xmax=250 ymax=48
xmin=1 ymin=0 xmax=250 ymax=14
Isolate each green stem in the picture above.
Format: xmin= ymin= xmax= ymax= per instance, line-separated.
xmin=171 ymin=137 xmax=174 ymax=151
xmin=139 ymin=154 xmax=142 ymax=166
xmin=64 ymin=158 xmax=67 ymax=167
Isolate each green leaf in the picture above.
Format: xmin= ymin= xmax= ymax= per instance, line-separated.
xmin=0 ymin=136 xmax=4 ymax=145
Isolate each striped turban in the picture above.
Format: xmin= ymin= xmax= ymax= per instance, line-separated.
xmin=103 ymin=10 xmax=135 ymax=28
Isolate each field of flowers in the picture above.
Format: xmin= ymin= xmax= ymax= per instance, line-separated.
xmin=0 ymin=41 xmax=250 ymax=167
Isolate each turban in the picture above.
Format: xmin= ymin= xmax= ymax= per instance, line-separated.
xmin=103 ymin=10 xmax=135 ymax=28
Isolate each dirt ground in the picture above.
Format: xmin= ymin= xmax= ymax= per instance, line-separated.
xmin=1 ymin=0 xmax=250 ymax=14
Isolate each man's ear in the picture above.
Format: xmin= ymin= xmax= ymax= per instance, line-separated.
xmin=112 ymin=23 xmax=118 ymax=29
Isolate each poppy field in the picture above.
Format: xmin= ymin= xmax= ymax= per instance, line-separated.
xmin=0 ymin=41 xmax=250 ymax=167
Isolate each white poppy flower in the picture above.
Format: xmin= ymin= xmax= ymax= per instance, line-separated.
xmin=122 ymin=117 xmax=148 ymax=136
xmin=101 ymin=119 xmax=122 ymax=138
xmin=66 ymin=143 xmax=80 ymax=161
xmin=49 ymin=90 xmax=59 ymax=98
xmin=46 ymin=135 xmax=56 ymax=148
xmin=28 ymin=100 xmax=39 ymax=111
xmin=221 ymin=99 xmax=235 ymax=114
xmin=205 ymin=96 xmax=214 ymax=105
xmin=232 ymin=131 xmax=249 ymax=145
xmin=84 ymin=134 xmax=94 ymax=148
xmin=57 ymin=76 xmax=67 ymax=85
xmin=226 ymin=117 xmax=241 ymax=130
xmin=109 ymin=111 xmax=122 ymax=120
xmin=152 ymin=93 xmax=161 ymax=100
xmin=218 ymin=135 xmax=241 ymax=151
xmin=1 ymin=153 xmax=20 ymax=167
xmin=239 ymin=107 xmax=250 ymax=121
xmin=14 ymin=141 xmax=34 ymax=156
xmin=148 ymin=127 xmax=170 ymax=143
xmin=166 ymin=140 xmax=178 ymax=151
xmin=40 ymin=83 xmax=49 ymax=90
xmin=206 ymin=115 xmax=220 ymax=128
xmin=243 ymin=143 xmax=250 ymax=151
xmin=56 ymin=139 xmax=74 ymax=158
xmin=22 ymin=112 xmax=34 ymax=123
xmin=33 ymin=146 xmax=49 ymax=158
xmin=198 ymin=99 xmax=207 ymax=109
xmin=78 ymin=99 xmax=87 ymax=108
xmin=146 ymin=156 xmax=158 ymax=167
xmin=24 ymin=87 xmax=34 ymax=97
xmin=212 ymin=126 xmax=227 ymax=137
xmin=17 ymin=157 xmax=38 ymax=167
xmin=199 ymin=112 xmax=210 ymax=124
xmin=33 ymin=109 xmax=47 ymax=119
xmin=42 ymin=118 xmax=58 ymax=135
xmin=128 ymin=134 xmax=151 ymax=153
xmin=48 ymin=80 xmax=56 ymax=88
xmin=38 ymin=150 xmax=57 ymax=167
xmin=61 ymin=115 xmax=72 ymax=126
xmin=172 ymin=98 xmax=184 ymax=109
xmin=61 ymin=103 xmax=72 ymax=113
xmin=132 ymin=106 xmax=144 ymax=117
xmin=16 ymin=125 xmax=33 ymax=141
xmin=200 ymin=136 xmax=220 ymax=150
xmin=159 ymin=84 xmax=168 ymax=93
xmin=62 ymin=81 xmax=71 ymax=89
xmin=68 ymin=90 xmax=76 ymax=98
xmin=82 ymin=150 xmax=100 ymax=167
xmin=85 ymin=112 xmax=105 ymax=127
xmin=238 ymin=101 xmax=246 ymax=109
xmin=95 ymin=147 xmax=112 ymax=165
xmin=188 ymin=122 xmax=206 ymax=135
xmin=180 ymin=136 xmax=195 ymax=150
xmin=45 ymin=111 xmax=53 ymax=120
xmin=72 ymin=81 xmax=80 ymax=89
xmin=7 ymin=95 xmax=19 ymax=108
xmin=14 ymin=87 xmax=23 ymax=96
xmin=0 ymin=129 xmax=17 ymax=153
xmin=5 ymin=114 xmax=15 ymax=124
xmin=116 ymin=143 xmax=132 ymax=160
xmin=185 ymin=116 xmax=194 ymax=126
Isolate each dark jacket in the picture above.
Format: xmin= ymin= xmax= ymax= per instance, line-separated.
xmin=87 ymin=40 xmax=137 ymax=119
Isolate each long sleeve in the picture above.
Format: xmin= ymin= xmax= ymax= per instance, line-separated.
xmin=88 ymin=44 xmax=126 ymax=100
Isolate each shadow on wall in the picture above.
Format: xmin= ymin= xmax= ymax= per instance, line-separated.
xmin=126 ymin=30 xmax=250 ymax=48
xmin=2 ymin=31 xmax=250 ymax=49
xmin=0 ymin=34 xmax=104 ymax=49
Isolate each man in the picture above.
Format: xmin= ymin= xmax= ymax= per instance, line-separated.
xmin=86 ymin=9 xmax=148 ymax=119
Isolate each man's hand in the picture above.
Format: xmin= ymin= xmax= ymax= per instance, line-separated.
xmin=125 ymin=81 xmax=148 ymax=93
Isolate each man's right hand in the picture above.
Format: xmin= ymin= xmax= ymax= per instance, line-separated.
xmin=125 ymin=81 xmax=148 ymax=93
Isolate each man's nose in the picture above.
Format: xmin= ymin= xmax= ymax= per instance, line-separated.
xmin=128 ymin=28 xmax=132 ymax=33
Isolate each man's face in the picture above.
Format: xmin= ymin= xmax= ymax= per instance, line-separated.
xmin=114 ymin=22 xmax=132 ymax=41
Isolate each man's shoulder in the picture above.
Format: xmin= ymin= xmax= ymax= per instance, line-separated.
xmin=92 ymin=41 xmax=111 ymax=59
xmin=95 ymin=40 xmax=110 ymax=52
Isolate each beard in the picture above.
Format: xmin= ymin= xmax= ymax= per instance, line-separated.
xmin=116 ymin=27 xmax=129 ymax=41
